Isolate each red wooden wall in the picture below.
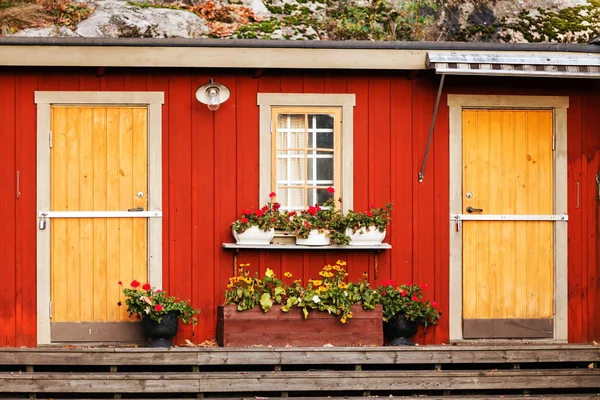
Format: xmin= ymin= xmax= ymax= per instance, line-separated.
xmin=0 ymin=68 xmax=598 ymax=347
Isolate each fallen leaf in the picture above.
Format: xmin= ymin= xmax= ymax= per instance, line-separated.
xmin=593 ymin=340 xmax=599 ymax=347
xmin=588 ymin=363 xmax=595 ymax=369
xmin=323 ymin=343 xmax=334 ymax=347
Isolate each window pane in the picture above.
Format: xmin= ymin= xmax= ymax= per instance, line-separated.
xmin=277 ymin=187 xmax=305 ymax=210
xmin=277 ymin=152 xmax=305 ymax=183
xmin=316 ymin=158 xmax=333 ymax=181
xmin=309 ymin=114 xmax=333 ymax=129
xmin=277 ymin=114 xmax=305 ymax=148
xmin=308 ymin=188 xmax=334 ymax=206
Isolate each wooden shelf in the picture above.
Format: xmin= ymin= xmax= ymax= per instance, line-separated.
xmin=222 ymin=243 xmax=390 ymax=278
xmin=222 ymin=243 xmax=391 ymax=250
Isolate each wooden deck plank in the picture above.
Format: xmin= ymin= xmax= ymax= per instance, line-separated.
xmin=0 ymin=347 xmax=598 ymax=365
xmin=1 ymin=370 xmax=599 ymax=393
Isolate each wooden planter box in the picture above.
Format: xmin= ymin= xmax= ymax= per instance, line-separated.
xmin=217 ymin=304 xmax=383 ymax=347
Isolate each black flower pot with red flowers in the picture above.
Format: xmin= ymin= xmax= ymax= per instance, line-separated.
xmin=383 ymin=314 xmax=419 ymax=346
xmin=142 ymin=310 xmax=180 ymax=348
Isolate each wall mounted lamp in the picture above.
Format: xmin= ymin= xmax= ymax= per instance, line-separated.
xmin=195 ymin=78 xmax=230 ymax=111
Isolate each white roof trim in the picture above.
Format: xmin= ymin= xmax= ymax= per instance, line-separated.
xmin=427 ymin=52 xmax=600 ymax=79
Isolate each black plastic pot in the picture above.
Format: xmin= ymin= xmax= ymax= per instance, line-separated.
xmin=142 ymin=310 xmax=179 ymax=348
xmin=383 ymin=314 xmax=419 ymax=346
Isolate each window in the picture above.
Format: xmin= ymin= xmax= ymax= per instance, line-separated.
xmin=258 ymin=94 xmax=355 ymax=212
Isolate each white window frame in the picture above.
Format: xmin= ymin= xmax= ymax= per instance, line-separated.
xmin=258 ymin=93 xmax=355 ymax=212
xmin=34 ymin=91 xmax=164 ymax=345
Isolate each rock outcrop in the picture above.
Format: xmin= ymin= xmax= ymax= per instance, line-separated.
xmin=3 ymin=0 xmax=600 ymax=43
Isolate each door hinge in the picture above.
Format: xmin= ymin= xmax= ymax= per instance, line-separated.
xmin=49 ymin=131 xmax=53 ymax=148
xmin=270 ymin=120 xmax=272 ymax=134
xmin=49 ymin=301 xmax=52 ymax=319
xmin=552 ymin=134 xmax=555 ymax=151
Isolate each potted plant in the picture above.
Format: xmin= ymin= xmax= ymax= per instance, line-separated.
xmin=377 ymin=280 xmax=440 ymax=346
xmin=119 ymin=280 xmax=200 ymax=347
xmin=230 ymin=192 xmax=282 ymax=245
xmin=344 ymin=203 xmax=393 ymax=246
xmin=284 ymin=187 xmax=349 ymax=246
xmin=218 ymin=261 xmax=383 ymax=347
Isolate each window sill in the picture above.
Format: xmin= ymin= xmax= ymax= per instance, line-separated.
xmin=222 ymin=243 xmax=391 ymax=250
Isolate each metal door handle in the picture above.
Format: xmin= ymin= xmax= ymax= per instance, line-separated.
xmin=466 ymin=206 xmax=483 ymax=213
xmin=128 ymin=206 xmax=144 ymax=212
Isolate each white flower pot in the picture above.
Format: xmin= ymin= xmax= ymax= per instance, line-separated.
xmin=295 ymin=229 xmax=331 ymax=246
xmin=345 ymin=226 xmax=386 ymax=246
xmin=232 ymin=226 xmax=274 ymax=245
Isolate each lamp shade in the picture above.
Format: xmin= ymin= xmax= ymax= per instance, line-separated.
xmin=195 ymin=79 xmax=230 ymax=111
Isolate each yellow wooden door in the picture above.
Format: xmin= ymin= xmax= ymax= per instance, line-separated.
xmin=50 ymin=106 xmax=148 ymax=341
xmin=462 ymin=109 xmax=554 ymax=339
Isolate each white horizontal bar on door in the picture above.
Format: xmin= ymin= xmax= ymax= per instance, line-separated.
xmin=38 ymin=211 xmax=162 ymax=218
xmin=451 ymin=214 xmax=568 ymax=221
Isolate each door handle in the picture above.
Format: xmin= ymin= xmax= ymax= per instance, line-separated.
xmin=128 ymin=206 xmax=144 ymax=212
xmin=466 ymin=206 xmax=483 ymax=213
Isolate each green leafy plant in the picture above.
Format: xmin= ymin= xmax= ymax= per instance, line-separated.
xmin=284 ymin=187 xmax=350 ymax=245
xmin=224 ymin=260 xmax=379 ymax=323
xmin=119 ymin=280 xmax=200 ymax=324
xmin=231 ymin=192 xmax=283 ymax=234
xmin=377 ymin=280 xmax=440 ymax=328
xmin=345 ymin=203 xmax=393 ymax=233
xmin=224 ymin=264 xmax=287 ymax=312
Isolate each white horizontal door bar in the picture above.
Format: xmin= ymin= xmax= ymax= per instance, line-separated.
xmin=38 ymin=211 xmax=162 ymax=218
xmin=451 ymin=214 xmax=568 ymax=221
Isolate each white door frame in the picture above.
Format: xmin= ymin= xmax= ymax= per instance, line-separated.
xmin=35 ymin=91 xmax=164 ymax=345
xmin=448 ymin=95 xmax=569 ymax=342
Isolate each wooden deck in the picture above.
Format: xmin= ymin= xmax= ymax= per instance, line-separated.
xmin=0 ymin=345 xmax=599 ymax=399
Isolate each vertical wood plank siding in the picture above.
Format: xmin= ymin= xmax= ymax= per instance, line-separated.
xmin=0 ymin=69 xmax=598 ymax=346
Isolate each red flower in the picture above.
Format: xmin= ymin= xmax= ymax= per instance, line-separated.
xmin=156 ymin=289 xmax=162 ymax=293
xmin=432 ymin=301 xmax=437 ymax=307
xmin=382 ymin=291 xmax=387 ymax=296
xmin=304 ymin=221 xmax=311 ymax=228
xmin=130 ymin=280 xmax=140 ymax=288
xmin=411 ymin=295 xmax=419 ymax=301
xmin=289 ymin=211 xmax=297 ymax=216
xmin=327 ymin=187 xmax=335 ymax=194
xmin=256 ymin=210 xmax=264 ymax=217
xmin=241 ymin=217 xmax=249 ymax=223
xmin=261 ymin=205 xmax=269 ymax=212
xmin=269 ymin=192 xmax=276 ymax=198
xmin=242 ymin=209 xmax=252 ymax=215
xmin=381 ymin=279 xmax=396 ymax=287
xmin=117 ymin=281 xmax=122 ymax=286
xmin=273 ymin=203 xmax=281 ymax=210
xmin=154 ymin=304 xmax=163 ymax=312
xmin=420 ymin=284 xmax=428 ymax=289
xmin=307 ymin=206 xmax=317 ymax=216
xmin=366 ymin=210 xmax=373 ymax=217
xmin=142 ymin=283 xmax=151 ymax=291
xmin=400 ymin=290 xmax=407 ymax=296
xmin=370 ymin=203 xmax=374 ymax=208
xmin=270 ymin=217 xmax=276 ymax=222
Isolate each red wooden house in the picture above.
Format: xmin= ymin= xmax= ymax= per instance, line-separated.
xmin=0 ymin=38 xmax=599 ymax=347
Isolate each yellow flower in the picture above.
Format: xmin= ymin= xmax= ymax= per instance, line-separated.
xmin=341 ymin=317 xmax=347 ymax=324
xmin=284 ymin=271 xmax=292 ymax=278
xmin=309 ymin=279 xmax=322 ymax=287
xmin=338 ymin=282 xmax=348 ymax=289
xmin=318 ymin=271 xmax=325 ymax=277
xmin=265 ymin=268 xmax=274 ymax=278
xmin=317 ymin=286 xmax=327 ymax=293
